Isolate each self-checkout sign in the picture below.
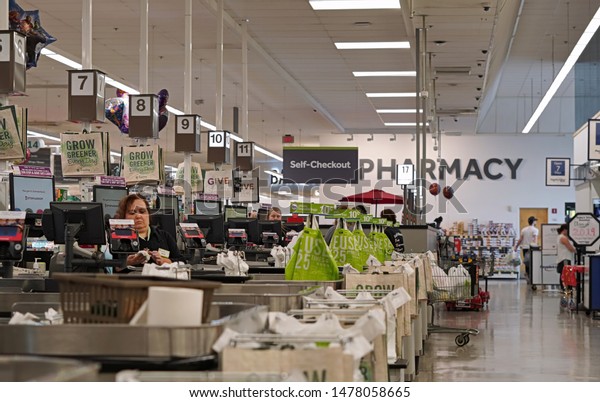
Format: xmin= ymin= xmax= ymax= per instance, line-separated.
xmin=568 ymin=213 xmax=600 ymax=247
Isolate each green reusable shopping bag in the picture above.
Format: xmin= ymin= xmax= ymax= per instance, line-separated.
xmin=285 ymin=225 xmax=340 ymax=281
xmin=353 ymin=223 xmax=373 ymax=269
xmin=330 ymin=225 xmax=363 ymax=271
xmin=369 ymin=229 xmax=395 ymax=264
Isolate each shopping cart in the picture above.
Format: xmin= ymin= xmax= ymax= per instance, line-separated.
xmin=428 ymin=265 xmax=480 ymax=347
xmin=560 ymin=265 xmax=585 ymax=310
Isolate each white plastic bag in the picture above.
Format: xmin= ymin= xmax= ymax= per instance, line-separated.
xmin=141 ymin=262 xmax=190 ymax=280
xmin=217 ymin=250 xmax=249 ymax=276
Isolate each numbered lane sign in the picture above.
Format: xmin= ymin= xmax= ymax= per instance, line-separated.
xmin=68 ymin=70 xmax=106 ymax=123
xmin=175 ymin=114 xmax=202 ymax=153
xmin=207 ymin=131 xmax=231 ymax=164
xmin=235 ymin=141 xmax=255 ymax=171
xmin=396 ymin=164 xmax=414 ymax=185
xmin=0 ymin=30 xmax=26 ymax=94
xmin=129 ymin=94 xmax=159 ymax=139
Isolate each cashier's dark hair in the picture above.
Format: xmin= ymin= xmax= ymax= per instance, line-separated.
xmin=557 ymin=224 xmax=568 ymax=234
xmin=114 ymin=194 xmax=150 ymax=219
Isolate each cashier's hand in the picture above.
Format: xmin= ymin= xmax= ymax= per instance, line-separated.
xmin=127 ymin=252 xmax=148 ymax=266
xmin=149 ymin=251 xmax=172 ymax=266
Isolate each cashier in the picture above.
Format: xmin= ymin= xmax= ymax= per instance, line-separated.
xmin=268 ymin=207 xmax=282 ymax=221
xmin=114 ymin=194 xmax=185 ymax=267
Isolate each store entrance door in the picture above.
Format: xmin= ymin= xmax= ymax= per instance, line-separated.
xmin=519 ymin=208 xmax=548 ymax=236
xmin=518 ymin=207 xmax=548 ymax=278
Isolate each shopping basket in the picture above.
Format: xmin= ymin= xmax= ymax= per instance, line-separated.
xmin=54 ymin=273 xmax=220 ymax=324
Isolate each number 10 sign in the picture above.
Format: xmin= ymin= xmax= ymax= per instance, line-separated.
xmin=207 ymin=131 xmax=231 ymax=164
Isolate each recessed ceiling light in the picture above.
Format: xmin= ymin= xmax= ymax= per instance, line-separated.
xmin=335 ymin=41 xmax=410 ymax=49
xmin=353 ymin=21 xmax=372 ymax=27
xmin=353 ymin=71 xmax=416 ymax=77
xmin=310 ymin=0 xmax=400 ymax=10
xmin=366 ymin=92 xmax=416 ymax=98
xmin=377 ymin=109 xmax=422 ymax=113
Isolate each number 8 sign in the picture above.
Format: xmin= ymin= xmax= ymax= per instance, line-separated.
xmin=130 ymin=95 xmax=152 ymax=117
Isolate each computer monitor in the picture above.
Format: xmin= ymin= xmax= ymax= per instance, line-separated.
xmin=157 ymin=194 xmax=179 ymax=219
xmin=150 ymin=208 xmax=178 ymax=240
xmin=93 ymin=186 xmax=128 ymax=218
xmin=9 ymin=174 xmax=55 ymax=213
xmin=44 ymin=202 xmax=106 ymax=245
xmin=224 ymin=205 xmax=248 ymax=221
xmin=283 ymin=222 xmax=305 ymax=234
xmin=257 ymin=220 xmax=282 ymax=245
xmin=226 ymin=218 xmax=259 ymax=245
xmin=186 ymin=215 xmax=225 ymax=244
xmin=195 ymin=200 xmax=222 ymax=216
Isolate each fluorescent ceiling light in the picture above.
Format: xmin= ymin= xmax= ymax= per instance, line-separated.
xmin=255 ymin=145 xmax=283 ymax=162
xmin=523 ymin=7 xmax=600 ymax=133
xmin=335 ymin=41 xmax=409 ymax=50
xmin=377 ymin=109 xmax=422 ymax=113
xmin=366 ymin=92 xmax=416 ymax=98
xmin=353 ymin=71 xmax=416 ymax=77
xmin=39 ymin=48 xmax=282 ymax=162
xmin=40 ymin=48 xmax=82 ymax=70
xmin=384 ymin=122 xmax=428 ymax=127
xmin=277 ymin=190 xmax=292 ymax=195
xmin=264 ymin=170 xmax=284 ymax=179
xmin=310 ymin=0 xmax=400 ymax=10
xmin=104 ymin=77 xmax=139 ymax=95
xmin=27 ymin=130 xmax=60 ymax=141
xmin=110 ymin=151 xmax=122 ymax=158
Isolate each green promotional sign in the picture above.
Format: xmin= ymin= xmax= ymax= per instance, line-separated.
xmin=0 ymin=106 xmax=24 ymax=161
xmin=289 ymin=202 xmax=335 ymax=215
xmin=62 ymin=138 xmax=99 ymax=168
xmin=285 ymin=227 xmax=340 ymax=281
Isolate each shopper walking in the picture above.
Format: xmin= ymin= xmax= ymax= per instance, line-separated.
xmin=556 ymin=223 xmax=576 ymax=290
xmin=514 ymin=216 xmax=539 ymax=281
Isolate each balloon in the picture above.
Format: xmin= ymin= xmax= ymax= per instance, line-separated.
xmin=429 ymin=183 xmax=440 ymax=196
xmin=442 ymin=186 xmax=454 ymax=199
xmin=158 ymin=89 xmax=169 ymax=132
xmin=105 ymin=88 xmax=169 ymax=134
xmin=105 ymin=92 xmax=130 ymax=134
xmin=9 ymin=1 xmax=57 ymax=69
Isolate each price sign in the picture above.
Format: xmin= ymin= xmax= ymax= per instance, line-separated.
xmin=70 ymin=71 xmax=94 ymax=96
xmin=130 ymin=95 xmax=153 ymax=117
xmin=396 ymin=164 xmax=414 ymax=185
xmin=568 ymin=213 xmax=600 ymax=247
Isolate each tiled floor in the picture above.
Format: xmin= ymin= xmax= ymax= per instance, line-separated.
xmin=416 ymin=280 xmax=600 ymax=381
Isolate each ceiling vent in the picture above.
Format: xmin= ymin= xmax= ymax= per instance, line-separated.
xmin=434 ymin=66 xmax=472 ymax=77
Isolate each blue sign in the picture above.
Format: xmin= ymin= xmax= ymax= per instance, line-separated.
xmin=551 ymin=160 xmax=565 ymax=176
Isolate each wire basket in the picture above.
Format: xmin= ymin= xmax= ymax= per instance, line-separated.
xmin=53 ymin=274 xmax=221 ymax=324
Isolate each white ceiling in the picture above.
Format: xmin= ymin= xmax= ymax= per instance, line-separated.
xmin=7 ymin=0 xmax=599 ymax=167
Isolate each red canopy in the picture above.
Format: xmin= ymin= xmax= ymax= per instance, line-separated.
xmin=339 ymin=189 xmax=403 ymax=205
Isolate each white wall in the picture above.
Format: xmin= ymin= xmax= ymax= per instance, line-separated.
xmin=318 ymin=134 xmax=574 ymax=228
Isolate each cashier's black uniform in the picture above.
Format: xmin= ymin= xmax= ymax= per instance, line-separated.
xmin=135 ymin=226 xmax=186 ymax=266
